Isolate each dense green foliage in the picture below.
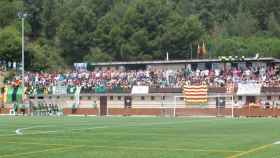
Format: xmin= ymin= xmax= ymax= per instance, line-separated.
xmin=0 ymin=0 xmax=280 ymax=70
xmin=0 ymin=117 xmax=280 ymax=158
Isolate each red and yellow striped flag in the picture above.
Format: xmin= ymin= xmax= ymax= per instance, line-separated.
xmin=183 ymin=84 xmax=208 ymax=104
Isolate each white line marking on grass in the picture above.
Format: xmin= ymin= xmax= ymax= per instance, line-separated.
xmin=227 ymin=143 xmax=273 ymax=158
xmin=14 ymin=125 xmax=56 ymax=135
xmin=1 ymin=119 xmax=214 ymax=137
xmin=0 ymin=119 xmax=247 ymax=156
xmin=0 ymin=131 xmax=57 ymax=137
xmin=16 ymin=125 xmax=55 ymax=131
xmin=228 ymin=140 xmax=280 ymax=158
xmin=15 ymin=129 xmax=23 ymax=135
xmin=273 ymin=141 xmax=280 ymax=145
xmin=13 ymin=125 xmax=60 ymax=136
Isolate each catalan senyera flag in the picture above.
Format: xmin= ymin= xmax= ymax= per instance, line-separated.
xmin=183 ymin=84 xmax=208 ymax=104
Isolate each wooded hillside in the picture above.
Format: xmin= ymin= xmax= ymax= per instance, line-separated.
xmin=0 ymin=0 xmax=280 ymax=71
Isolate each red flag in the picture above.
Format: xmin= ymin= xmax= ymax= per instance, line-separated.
xmin=197 ymin=44 xmax=201 ymax=57
xmin=202 ymin=42 xmax=207 ymax=57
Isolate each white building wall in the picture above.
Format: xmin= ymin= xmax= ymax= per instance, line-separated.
xmin=108 ymin=96 xmax=124 ymax=108
xmin=34 ymin=94 xmax=262 ymax=109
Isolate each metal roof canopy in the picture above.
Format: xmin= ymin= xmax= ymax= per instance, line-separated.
xmin=90 ymin=57 xmax=277 ymax=66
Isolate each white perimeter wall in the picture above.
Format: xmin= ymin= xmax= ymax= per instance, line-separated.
xmin=38 ymin=95 xmax=238 ymax=109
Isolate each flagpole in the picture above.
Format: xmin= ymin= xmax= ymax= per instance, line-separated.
xmin=190 ymin=44 xmax=193 ymax=60
xmin=197 ymin=43 xmax=200 ymax=59
xmin=18 ymin=12 xmax=28 ymax=103
xmin=21 ymin=16 xmax=25 ymax=94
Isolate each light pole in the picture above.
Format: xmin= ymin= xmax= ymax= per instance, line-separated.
xmin=18 ymin=12 xmax=27 ymax=101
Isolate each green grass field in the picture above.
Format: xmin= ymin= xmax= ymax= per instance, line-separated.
xmin=0 ymin=116 xmax=279 ymax=158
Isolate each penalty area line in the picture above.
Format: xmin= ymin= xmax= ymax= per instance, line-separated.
xmin=227 ymin=143 xmax=274 ymax=158
xmin=228 ymin=140 xmax=280 ymax=158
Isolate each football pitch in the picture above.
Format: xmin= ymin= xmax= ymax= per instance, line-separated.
xmin=0 ymin=116 xmax=279 ymax=158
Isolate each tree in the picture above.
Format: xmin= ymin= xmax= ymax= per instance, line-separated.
xmin=0 ymin=0 xmax=22 ymax=28
xmin=57 ymin=4 xmax=97 ymax=63
xmin=26 ymin=40 xmax=66 ymax=71
xmin=161 ymin=15 xmax=205 ymax=59
xmin=83 ymin=47 xmax=112 ymax=63
xmin=243 ymin=0 xmax=280 ymax=31
xmin=223 ymin=11 xmax=258 ymax=37
xmin=0 ymin=26 xmax=21 ymax=61
xmin=210 ymin=37 xmax=280 ymax=58
xmin=23 ymin=0 xmax=44 ymax=39
xmin=268 ymin=13 xmax=280 ymax=37
xmin=41 ymin=0 xmax=59 ymax=39
xmin=0 ymin=0 xmax=279 ymax=72
xmin=95 ymin=0 xmax=205 ymax=61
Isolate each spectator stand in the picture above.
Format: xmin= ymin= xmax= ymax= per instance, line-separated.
xmin=1 ymin=57 xmax=280 ymax=117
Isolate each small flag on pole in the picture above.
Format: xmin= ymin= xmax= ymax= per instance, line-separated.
xmin=197 ymin=44 xmax=201 ymax=58
xmin=202 ymin=42 xmax=207 ymax=57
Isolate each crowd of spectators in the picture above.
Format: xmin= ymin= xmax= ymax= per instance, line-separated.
xmin=186 ymin=64 xmax=280 ymax=87
xmin=5 ymin=63 xmax=280 ymax=95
